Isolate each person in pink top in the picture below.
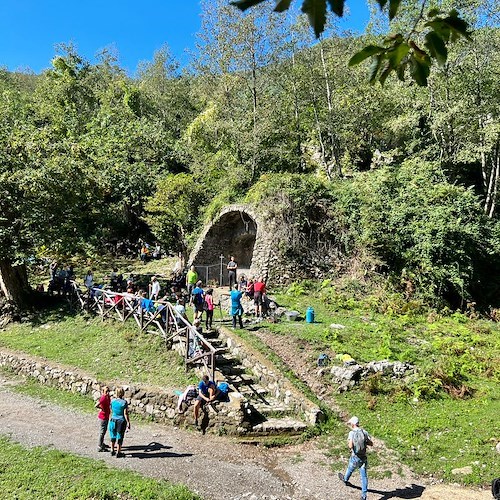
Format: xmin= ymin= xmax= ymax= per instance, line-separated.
xmin=96 ymin=385 xmax=111 ymax=452
xmin=204 ymin=288 xmax=215 ymax=330
xmin=253 ymin=277 xmax=266 ymax=317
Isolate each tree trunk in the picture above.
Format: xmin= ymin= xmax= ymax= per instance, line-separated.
xmin=0 ymin=259 xmax=31 ymax=308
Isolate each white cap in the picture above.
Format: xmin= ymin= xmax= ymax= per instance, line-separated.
xmin=348 ymin=416 xmax=359 ymax=425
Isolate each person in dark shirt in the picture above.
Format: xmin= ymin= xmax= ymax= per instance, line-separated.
xmin=227 ymin=256 xmax=238 ymax=289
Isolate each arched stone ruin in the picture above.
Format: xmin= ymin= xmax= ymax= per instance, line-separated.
xmin=188 ymin=204 xmax=271 ymax=285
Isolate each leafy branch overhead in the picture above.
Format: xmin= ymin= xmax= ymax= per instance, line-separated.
xmin=231 ymin=0 xmax=472 ymax=86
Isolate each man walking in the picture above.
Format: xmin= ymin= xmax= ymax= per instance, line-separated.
xmin=338 ymin=415 xmax=373 ymax=500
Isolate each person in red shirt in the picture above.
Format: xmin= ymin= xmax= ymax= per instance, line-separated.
xmin=96 ymin=385 xmax=111 ymax=452
xmin=253 ymin=276 xmax=266 ymax=317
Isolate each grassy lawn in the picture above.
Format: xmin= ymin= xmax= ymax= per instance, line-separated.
xmin=1 ymin=273 xmax=499 ymax=486
xmin=0 ymin=307 xmax=196 ymax=389
xmin=0 ymin=435 xmax=198 ymax=499
xmin=259 ymin=284 xmax=500 ymax=486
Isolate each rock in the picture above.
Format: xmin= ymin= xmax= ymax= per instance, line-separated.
xmin=329 ymin=323 xmax=346 ymax=329
xmin=330 ymin=364 xmax=362 ymax=383
xmin=451 ymin=466 xmax=473 ymax=475
xmin=496 ymin=442 xmax=500 ymax=454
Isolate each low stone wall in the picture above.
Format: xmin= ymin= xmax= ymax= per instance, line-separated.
xmin=0 ymin=349 xmax=246 ymax=434
xmin=217 ymin=328 xmax=324 ymax=425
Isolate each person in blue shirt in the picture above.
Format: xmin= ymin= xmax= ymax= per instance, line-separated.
xmin=190 ymin=281 xmax=205 ymax=321
xmin=192 ymin=375 xmax=217 ymax=427
xmin=230 ymin=284 xmax=244 ymax=329
xmin=108 ymin=387 xmax=131 ymax=458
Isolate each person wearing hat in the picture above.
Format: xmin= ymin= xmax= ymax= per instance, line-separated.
xmin=338 ymin=415 xmax=373 ymax=500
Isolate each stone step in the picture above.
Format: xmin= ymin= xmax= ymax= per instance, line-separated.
xmin=227 ymin=373 xmax=255 ymax=386
xmin=217 ymin=364 xmax=247 ymax=376
xmin=236 ymin=385 xmax=269 ymax=399
xmin=250 ymin=417 xmax=309 ymax=436
xmin=214 ymin=354 xmax=239 ymax=366
xmin=251 ymin=399 xmax=293 ymax=414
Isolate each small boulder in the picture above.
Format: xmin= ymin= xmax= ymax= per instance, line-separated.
xmin=451 ymin=466 xmax=473 ymax=475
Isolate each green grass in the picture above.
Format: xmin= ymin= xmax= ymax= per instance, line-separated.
xmin=0 ymin=307 xmax=197 ymax=389
xmin=0 ymin=435 xmax=198 ymax=499
xmin=261 ymin=284 xmax=500 ymax=485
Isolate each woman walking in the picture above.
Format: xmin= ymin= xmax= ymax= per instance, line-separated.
xmin=109 ymin=387 xmax=131 ymax=458
xmin=230 ymin=284 xmax=244 ymax=329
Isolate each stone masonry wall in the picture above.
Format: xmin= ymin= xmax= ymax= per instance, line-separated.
xmin=0 ymin=349 xmax=247 ymax=435
xmin=217 ymin=328 xmax=324 ymax=425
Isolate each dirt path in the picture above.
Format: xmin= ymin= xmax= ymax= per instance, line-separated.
xmin=0 ymin=377 xmax=491 ymax=500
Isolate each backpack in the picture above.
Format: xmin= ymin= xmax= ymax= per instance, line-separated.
xmin=217 ymin=381 xmax=230 ymax=402
xmin=193 ymin=291 xmax=203 ymax=306
xmin=317 ymin=353 xmax=330 ymax=367
xmin=352 ymin=429 xmax=367 ymax=456
xmin=185 ymin=387 xmax=198 ymax=402
xmin=493 ymin=478 xmax=500 ymax=499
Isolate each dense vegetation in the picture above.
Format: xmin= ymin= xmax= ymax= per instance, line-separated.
xmin=0 ymin=0 xmax=499 ymax=310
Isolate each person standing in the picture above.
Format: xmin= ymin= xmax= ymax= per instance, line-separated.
xmin=338 ymin=416 xmax=373 ymax=500
xmin=149 ymin=276 xmax=161 ymax=300
xmin=227 ymin=256 xmax=238 ymax=290
xmin=204 ymin=288 xmax=214 ymax=330
xmin=253 ymin=276 xmax=266 ymax=317
xmin=230 ymin=284 xmax=244 ymax=329
xmin=186 ymin=265 xmax=198 ymax=296
xmin=191 ymin=281 xmax=205 ymax=320
xmin=109 ymin=387 xmax=131 ymax=458
xmin=95 ymin=385 xmax=111 ymax=452
xmin=84 ymin=269 xmax=94 ymax=290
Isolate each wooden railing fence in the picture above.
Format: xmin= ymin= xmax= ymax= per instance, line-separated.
xmin=68 ymin=282 xmax=219 ymax=381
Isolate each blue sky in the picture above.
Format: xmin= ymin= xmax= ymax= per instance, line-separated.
xmin=0 ymin=1 xmax=370 ymax=75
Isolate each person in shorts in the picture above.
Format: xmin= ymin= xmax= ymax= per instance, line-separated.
xmin=192 ymin=375 xmax=217 ymax=427
xmin=109 ymin=387 xmax=131 ymax=458
xmin=253 ymin=276 xmax=266 ymax=317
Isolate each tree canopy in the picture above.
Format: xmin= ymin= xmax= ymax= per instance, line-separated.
xmin=0 ymin=1 xmax=498 ymax=309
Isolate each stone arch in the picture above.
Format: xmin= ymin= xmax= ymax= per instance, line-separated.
xmin=188 ymin=204 xmax=268 ymax=285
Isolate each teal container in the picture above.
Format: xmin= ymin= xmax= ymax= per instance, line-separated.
xmin=306 ymin=307 xmax=315 ymax=323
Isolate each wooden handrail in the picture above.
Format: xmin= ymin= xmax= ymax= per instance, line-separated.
xmin=68 ymin=281 xmax=217 ymax=381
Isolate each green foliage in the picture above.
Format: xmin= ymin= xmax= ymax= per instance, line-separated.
xmin=268 ymin=285 xmax=500 ymax=483
xmin=233 ymin=0 xmax=472 ymax=85
xmin=145 ymin=173 xmax=206 ymax=252
xmin=0 ymin=436 xmax=198 ymax=499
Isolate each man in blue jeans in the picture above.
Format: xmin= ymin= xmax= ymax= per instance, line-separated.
xmin=338 ymin=415 xmax=373 ymax=500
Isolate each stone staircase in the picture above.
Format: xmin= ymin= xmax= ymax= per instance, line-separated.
xmin=199 ymin=324 xmax=321 ymax=436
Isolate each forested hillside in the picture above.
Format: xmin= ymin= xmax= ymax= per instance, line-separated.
xmin=0 ymin=0 xmax=499 ymax=309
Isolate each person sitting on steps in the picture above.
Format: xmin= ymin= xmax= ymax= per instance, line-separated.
xmin=193 ymin=375 xmax=218 ymax=428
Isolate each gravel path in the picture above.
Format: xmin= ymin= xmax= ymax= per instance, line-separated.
xmin=0 ymin=378 xmax=491 ymax=500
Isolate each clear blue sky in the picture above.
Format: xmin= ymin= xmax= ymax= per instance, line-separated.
xmin=0 ymin=0 xmax=370 ymax=75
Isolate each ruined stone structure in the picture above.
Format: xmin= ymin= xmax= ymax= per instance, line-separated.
xmin=188 ymin=204 xmax=276 ymax=284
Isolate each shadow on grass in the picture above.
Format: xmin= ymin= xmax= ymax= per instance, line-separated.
xmin=123 ymin=441 xmax=193 ymax=459
xmin=28 ymin=296 xmax=79 ymax=325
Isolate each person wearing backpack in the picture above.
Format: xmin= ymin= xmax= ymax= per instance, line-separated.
xmin=338 ymin=415 xmax=373 ymax=500
xmin=190 ymin=280 xmax=205 ymax=320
